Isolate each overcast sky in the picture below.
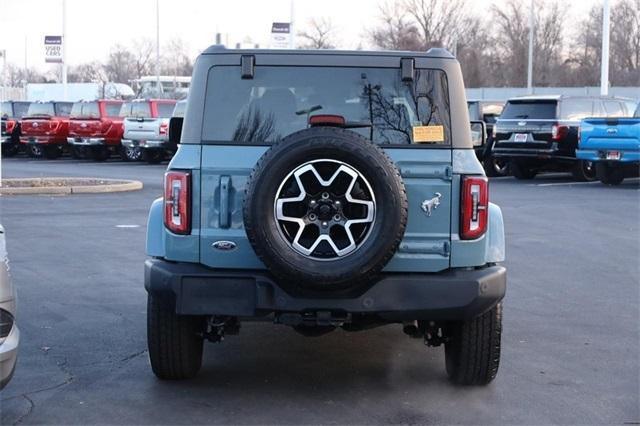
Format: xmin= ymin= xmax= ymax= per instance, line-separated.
xmin=1 ymin=0 xmax=602 ymax=71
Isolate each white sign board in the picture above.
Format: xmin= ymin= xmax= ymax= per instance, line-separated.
xmin=44 ymin=36 xmax=63 ymax=63
xmin=270 ymin=22 xmax=291 ymax=49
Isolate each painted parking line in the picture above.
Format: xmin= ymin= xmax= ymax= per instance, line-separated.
xmin=115 ymin=224 xmax=141 ymax=228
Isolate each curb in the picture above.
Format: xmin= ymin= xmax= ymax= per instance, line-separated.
xmin=0 ymin=178 xmax=143 ymax=195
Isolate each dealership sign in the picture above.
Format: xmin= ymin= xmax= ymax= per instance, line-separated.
xmin=44 ymin=36 xmax=63 ymax=63
xmin=270 ymin=22 xmax=291 ymax=49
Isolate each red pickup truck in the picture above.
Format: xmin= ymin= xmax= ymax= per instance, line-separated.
xmin=1 ymin=101 xmax=31 ymax=157
xmin=67 ymin=100 xmax=125 ymax=161
xmin=20 ymin=101 xmax=74 ymax=159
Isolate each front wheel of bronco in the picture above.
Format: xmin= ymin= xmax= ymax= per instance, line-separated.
xmin=147 ymin=293 xmax=204 ymax=380
xmin=444 ymin=303 xmax=502 ymax=385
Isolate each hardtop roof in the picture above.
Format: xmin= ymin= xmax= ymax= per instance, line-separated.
xmin=201 ymin=45 xmax=456 ymax=59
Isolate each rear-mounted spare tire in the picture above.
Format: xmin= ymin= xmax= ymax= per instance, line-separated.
xmin=243 ymin=127 xmax=408 ymax=290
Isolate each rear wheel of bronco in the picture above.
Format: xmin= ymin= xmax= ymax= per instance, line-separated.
xmin=596 ymin=163 xmax=624 ymax=185
xmin=571 ymin=160 xmax=597 ymax=182
xmin=147 ymin=293 xmax=204 ymax=380
xmin=244 ymin=127 xmax=408 ymax=290
xmin=511 ymin=160 xmax=537 ymax=180
xmin=445 ymin=303 xmax=502 ymax=385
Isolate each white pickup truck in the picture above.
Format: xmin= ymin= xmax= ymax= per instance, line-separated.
xmin=121 ymin=99 xmax=176 ymax=163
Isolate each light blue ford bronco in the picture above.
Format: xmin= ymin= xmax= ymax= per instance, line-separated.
xmin=145 ymin=46 xmax=507 ymax=385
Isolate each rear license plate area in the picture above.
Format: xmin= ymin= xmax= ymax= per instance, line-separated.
xmin=606 ymin=150 xmax=621 ymax=160
xmin=514 ymin=133 xmax=528 ymax=142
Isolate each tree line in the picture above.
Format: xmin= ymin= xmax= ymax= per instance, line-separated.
xmin=4 ymin=0 xmax=639 ymax=89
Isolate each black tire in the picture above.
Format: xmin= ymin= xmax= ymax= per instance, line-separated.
xmin=70 ymin=146 xmax=87 ymax=159
xmin=91 ymin=146 xmax=110 ymax=162
xmin=511 ymin=160 xmax=537 ymax=180
xmin=147 ymin=293 xmax=204 ymax=380
xmin=445 ymin=303 xmax=502 ymax=386
xmin=42 ymin=145 xmax=62 ymax=159
xmin=121 ymin=146 xmax=142 ymax=162
xmin=244 ymin=127 xmax=408 ymax=290
xmin=28 ymin=144 xmax=43 ymax=158
xmin=483 ymin=156 xmax=509 ymax=177
xmin=596 ymin=163 xmax=624 ymax=185
xmin=571 ymin=160 xmax=597 ymax=182
xmin=1 ymin=143 xmax=19 ymax=157
xmin=142 ymin=148 xmax=164 ymax=164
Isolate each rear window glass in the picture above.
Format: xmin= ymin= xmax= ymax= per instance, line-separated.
xmin=467 ymin=102 xmax=480 ymax=120
xmin=635 ymin=104 xmax=640 ymax=118
xmin=501 ymin=101 xmax=557 ymax=120
xmin=129 ymin=102 xmax=151 ymax=118
xmin=560 ymin=99 xmax=595 ymax=120
xmin=14 ymin=102 xmax=30 ymax=119
xmin=173 ymin=102 xmax=186 ymax=117
xmin=1 ymin=102 xmax=12 ymax=118
xmin=55 ymin=102 xmax=73 ymax=117
xmin=70 ymin=102 xmax=100 ymax=118
xmin=27 ymin=102 xmax=56 ymax=117
xmin=202 ymin=66 xmax=451 ymax=145
xmin=603 ymin=100 xmax=624 ymax=117
xmin=157 ymin=103 xmax=175 ymax=118
xmin=105 ymin=103 xmax=122 ymax=117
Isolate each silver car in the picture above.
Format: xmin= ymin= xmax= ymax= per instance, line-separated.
xmin=0 ymin=225 xmax=19 ymax=389
xmin=120 ymin=99 xmax=176 ymax=163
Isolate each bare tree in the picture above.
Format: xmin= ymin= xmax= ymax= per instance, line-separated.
xmin=369 ymin=1 xmax=422 ymax=51
xmin=68 ymin=61 xmax=108 ymax=83
xmin=610 ymin=0 xmax=640 ymax=85
xmin=4 ymin=64 xmax=48 ymax=86
xmin=160 ymin=38 xmax=194 ymax=76
xmin=404 ymin=0 xmax=468 ymax=49
xmin=298 ymin=17 xmax=337 ymax=49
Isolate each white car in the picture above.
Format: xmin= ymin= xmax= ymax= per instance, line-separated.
xmin=0 ymin=225 xmax=19 ymax=389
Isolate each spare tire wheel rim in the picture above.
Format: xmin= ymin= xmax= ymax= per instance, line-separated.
xmin=274 ymin=159 xmax=376 ymax=260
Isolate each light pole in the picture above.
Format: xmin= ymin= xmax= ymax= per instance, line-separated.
xmin=289 ymin=0 xmax=295 ymax=49
xmin=62 ymin=0 xmax=67 ymax=101
xmin=156 ymin=0 xmax=160 ymax=96
xmin=600 ymin=0 xmax=610 ymax=96
xmin=526 ymin=0 xmax=534 ymax=94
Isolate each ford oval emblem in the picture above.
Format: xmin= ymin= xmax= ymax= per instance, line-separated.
xmin=80 ymin=122 xmax=87 ymax=128
xmin=518 ymin=121 xmax=526 ymax=126
xmin=32 ymin=122 xmax=39 ymax=128
xmin=212 ymin=240 xmax=237 ymax=251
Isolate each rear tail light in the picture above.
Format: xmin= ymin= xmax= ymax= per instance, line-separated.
xmin=551 ymin=124 xmax=569 ymax=141
xmin=164 ymin=171 xmax=191 ymax=234
xmin=159 ymin=122 xmax=169 ymax=135
xmin=460 ymin=176 xmax=488 ymax=240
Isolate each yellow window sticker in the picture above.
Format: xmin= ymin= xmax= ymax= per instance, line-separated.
xmin=413 ymin=125 xmax=445 ymax=144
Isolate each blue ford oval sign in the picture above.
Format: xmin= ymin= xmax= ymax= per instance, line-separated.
xmin=212 ymin=240 xmax=237 ymax=251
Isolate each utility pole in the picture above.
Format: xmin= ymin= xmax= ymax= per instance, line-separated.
xmin=156 ymin=0 xmax=161 ymax=97
xmin=289 ymin=0 xmax=295 ymax=49
xmin=62 ymin=0 xmax=68 ymax=101
xmin=600 ymin=0 xmax=610 ymax=96
xmin=526 ymin=0 xmax=534 ymax=94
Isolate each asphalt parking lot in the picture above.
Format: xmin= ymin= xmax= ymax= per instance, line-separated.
xmin=0 ymin=157 xmax=638 ymax=425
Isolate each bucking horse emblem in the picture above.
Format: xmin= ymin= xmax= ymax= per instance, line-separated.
xmin=421 ymin=192 xmax=442 ymax=217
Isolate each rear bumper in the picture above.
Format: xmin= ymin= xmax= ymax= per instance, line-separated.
xmin=492 ymin=146 xmax=576 ymax=162
xmin=67 ymin=137 xmax=108 ymax=146
xmin=576 ymin=148 xmax=640 ymax=163
xmin=144 ymin=259 xmax=506 ymax=321
xmin=122 ymin=139 xmax=167 ymax=148
xmin=20 ymin=136 xmax=63 ymax=145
